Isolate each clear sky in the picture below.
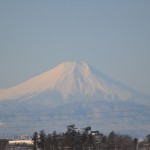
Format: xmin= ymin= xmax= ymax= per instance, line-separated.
xmin=0 ymin=0 xmax=150 ymax=95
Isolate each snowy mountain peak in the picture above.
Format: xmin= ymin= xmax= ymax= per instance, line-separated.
xmin=0 ymin=61 xmax=149 ymax=136
xmin=0 ymin=61 xmax=132 ymax=101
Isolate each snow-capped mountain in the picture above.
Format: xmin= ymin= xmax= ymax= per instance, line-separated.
xmin=0 ymin=61 xmax=149 ymax=137
xmin=0 ymin=61 xmax=141 ymax=101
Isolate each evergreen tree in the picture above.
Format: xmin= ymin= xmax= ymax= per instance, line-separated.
xmin=32 ymin=132 xmax=38 ymax=150
xmin=39 ymin=130 xmax=46 ymax=150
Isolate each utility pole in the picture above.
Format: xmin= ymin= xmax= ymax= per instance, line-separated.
xmin=134 ymin=138 xmax=138 ymax=150
xmin=136 ymin=141 xmax=138 ymax=150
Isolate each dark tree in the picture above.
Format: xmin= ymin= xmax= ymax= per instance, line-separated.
xmin=108 ymin=131 xmax=116 ymax=150
xmin=39 ymin=130 xmax=46 ymax=150
xmin=32 ymin=132 xmax=38 ymax=150
xmin=65 ymin=124 xmax=77 ymax=149
xmin=52 ymin=131 xmax=58 ymax=150
xmin=146 ymin=134 xmax=150 ymax=150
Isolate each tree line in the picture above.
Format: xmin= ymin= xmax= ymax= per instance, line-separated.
xmin=32 ymin=124 xmax=150 ymax=150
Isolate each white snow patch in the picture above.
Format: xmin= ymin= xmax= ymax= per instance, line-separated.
xmin=0 ymin=61 xmax=132 ymax=101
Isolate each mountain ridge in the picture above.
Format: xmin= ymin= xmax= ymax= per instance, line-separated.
xmin=0 ymin=61 xmax=140 ymax=101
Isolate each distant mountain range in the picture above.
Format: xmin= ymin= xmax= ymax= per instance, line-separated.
xmin=0 ymin=62 xmax=150 ymax=137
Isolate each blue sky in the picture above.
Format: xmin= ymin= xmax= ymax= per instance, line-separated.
xmin=0 ymin=0 xmax=150 ymax=95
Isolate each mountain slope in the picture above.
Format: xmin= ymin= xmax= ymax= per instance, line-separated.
xmin=0 ymin=61 xmax=149 ymax=137
xmin=0 ymin=61 xmax=136 ymax=101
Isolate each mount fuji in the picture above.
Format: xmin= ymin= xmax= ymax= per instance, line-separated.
xmin=0 ymin=62 xmax=150 ymax=137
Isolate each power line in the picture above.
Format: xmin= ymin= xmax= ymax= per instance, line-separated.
xmin=1 ymin=117 xmax=150 ymax=127
xmin=0 ymin=108 xmax=150 ymax=132
xmin=0 ymin=113 xmax=150 ymax=123
xmin=0 ymin=107 xmax=150 ymax=117
xmin=0 ymin=108 xmax=150 ymax=126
